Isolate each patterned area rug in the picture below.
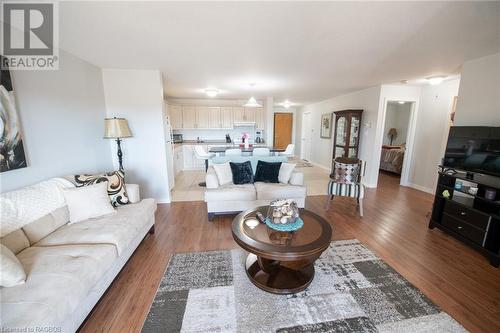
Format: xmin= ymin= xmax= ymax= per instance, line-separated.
xmin=142 ymin=240 xmax=467 ymax=333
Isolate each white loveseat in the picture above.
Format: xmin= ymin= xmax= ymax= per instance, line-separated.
xmin=0 ymin=178 xmax=156 ymax=332
xmin=204 ymin=166 xmax=306 ymax=219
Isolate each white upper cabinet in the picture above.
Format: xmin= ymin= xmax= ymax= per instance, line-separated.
xmin=208 ymin=107 xmax=221 ymax=128
xmin=196 ymin=106 xmax=210 ymax=128
xmin=233 ymin=107 xmax=245 ymax=122
xmin=172 ymin=104 xmax=260 ymax=129
xmin=244 ymin=107 xmax=256 ymax=122
xmin=221 ymin=107 xmax=233 ymax=129
xmin=170 ymin=105 xmax=183 ymax=129
xmin=255 ymin=107 xmax=265 ymax=129
xmin=182 ymin=106 xmax=197 ymax=128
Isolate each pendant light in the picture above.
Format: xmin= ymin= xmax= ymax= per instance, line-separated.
xmin=243 ymin=82 xmax=262 ymax=107
xmin=243 ymin=96 xmax=262 ymax=107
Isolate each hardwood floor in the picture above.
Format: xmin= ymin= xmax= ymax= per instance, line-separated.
xmin=79 ymin=173 xmax=500 ymax=333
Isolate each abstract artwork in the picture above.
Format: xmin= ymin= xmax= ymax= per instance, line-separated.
xmin=320 ymin=113 xmax=332 ymax=139
xmin=0 ymin=55 xmax=27 ymax=172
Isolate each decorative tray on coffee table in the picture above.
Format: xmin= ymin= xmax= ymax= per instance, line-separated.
xmin=264 ymin=199 xmax=304 ymax=232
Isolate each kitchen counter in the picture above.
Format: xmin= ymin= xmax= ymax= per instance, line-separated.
xmin=173 ymin=140 xmax=267 ymax=149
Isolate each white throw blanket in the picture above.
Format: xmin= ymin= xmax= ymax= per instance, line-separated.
xmin=0 ymin=178 xmax=75 ymax=237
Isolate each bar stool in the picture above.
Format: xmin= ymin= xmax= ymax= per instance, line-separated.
xmin=194 ymin=146 xmax=215 ymax=187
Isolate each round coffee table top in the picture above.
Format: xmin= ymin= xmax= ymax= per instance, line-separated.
xmin=232 ymin=206 xmax=332 ymax=261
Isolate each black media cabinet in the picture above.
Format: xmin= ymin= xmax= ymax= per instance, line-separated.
xmin=429 ymin=167 xmax=500 ymax=267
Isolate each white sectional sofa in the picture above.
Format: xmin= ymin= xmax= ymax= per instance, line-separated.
xmin=0 ymin=178 xmax=156 ymax=332
xmin=204 ymin=166 xmax=306 ymax=219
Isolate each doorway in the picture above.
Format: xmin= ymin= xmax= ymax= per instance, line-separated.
xmin=301 ymin=112 xmax=312 ymax=161
xmin=378 ymin=100 xmax=416 ymax=187
xmin=274 ymin=113 xmax=293 ymax=150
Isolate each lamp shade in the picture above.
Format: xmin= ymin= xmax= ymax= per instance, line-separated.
xmin=387 ymin=128 xmax=398 ymax=136
xmin=104 ymin=117 xmax=132 ymax=138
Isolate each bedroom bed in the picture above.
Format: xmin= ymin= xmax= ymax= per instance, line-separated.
xmin=380 ymin=145 xmax=405 ymax=174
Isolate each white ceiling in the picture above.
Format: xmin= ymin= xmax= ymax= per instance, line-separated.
xmin=58 ymin=1 xmax=500 ymax=105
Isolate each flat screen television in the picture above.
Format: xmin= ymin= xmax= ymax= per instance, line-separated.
xmin=443 ymin=126 xmax=500 ymax=177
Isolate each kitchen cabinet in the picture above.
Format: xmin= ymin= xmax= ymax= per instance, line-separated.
xmin=255 ymin=107 xmax=265 ymax=129
xmin=233 ymin=107 xmax=245 ymax=122
xmin=173 ymin=145 xmax=183 ymax=176
xmin=244 ymin=107 xmax=256 ymax=122
xmin=170 ymin=105 xmax=183 ymax=129
xmin=182 ymin=106 xmax=197 ymax=128
xmin=221 ymin=107 xmax=233 ymax=128
xmin=182 ymin=144 xmax=206 ymax=170
xmin=208 ymin=107 xmax=221 ymax=128
xmin=196 ymin=107 xmax=210 ymax=129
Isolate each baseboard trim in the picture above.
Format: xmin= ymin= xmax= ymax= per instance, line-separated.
xmin=156 ymin=197 xmax=171 ymax=204
xmin=407 ymin=183 xmax=434 ymax=195
xmin=308 ymin=161 xmax=330 ymax=171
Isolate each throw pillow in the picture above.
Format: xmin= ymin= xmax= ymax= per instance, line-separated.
xmin=63 ymin=182 xmax=115 ymax=224
xmin=334 ymin=161 xmax=360 ymax=184
xmin=213 ymin=162 xmax=233 ymax=186
xmin=74 ymin=170 xmax=129 ymax=207
xmin=278 ymin=162 xmax=296 ymax=184
xmin=0 ymin=244 xmax=26 ymax=287
xmin=229 ymin=161 xmax=254 ymax=185
xmin=254 ymin=161 xmax=282 ymax=183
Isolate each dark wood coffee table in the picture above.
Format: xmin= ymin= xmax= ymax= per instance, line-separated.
xmin=232 ymin=206 xmax=332 ymax=294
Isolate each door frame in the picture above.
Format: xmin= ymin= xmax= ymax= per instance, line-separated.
xmin=273 ymin=112 xmax=294 ymax=149
xmin=374 ymin=98 xmax=420 ymax=187
xmin=301 ymin=112 xmax=312 ymax=160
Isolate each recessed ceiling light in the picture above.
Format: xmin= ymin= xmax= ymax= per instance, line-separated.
xmin=426 ymin=76 xmax=446 ymax=85
xmin=282 ymin=100 xmax=292 ymax=108
xmin=398 ymin=101 xmax=405 ymax=104
xmin=205 ymin=89 xmax=218 ymax=97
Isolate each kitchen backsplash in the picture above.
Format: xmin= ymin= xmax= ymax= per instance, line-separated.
xmin=173 ymin=127 xmax=263 ymax=143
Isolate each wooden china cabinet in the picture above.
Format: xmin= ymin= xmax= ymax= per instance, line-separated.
xmin=331 ymin=110 xmax=363 ymax=175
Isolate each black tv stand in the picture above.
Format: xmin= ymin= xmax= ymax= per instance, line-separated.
xmin=429 ymin=167 xmax=500 ymax=267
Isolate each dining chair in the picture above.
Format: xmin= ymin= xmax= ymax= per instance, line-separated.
xmin=253 ymin=147 xmax=270 ymax=156
xmin=193 ymin=146 xmax=215 ymax=187
xmin=280 ymin=144 xmax=295 ymax=156
xmin=225 ymin=148 xmax=242 ymax=156
xmin=326 ymin=157 xmax=365 ymax=217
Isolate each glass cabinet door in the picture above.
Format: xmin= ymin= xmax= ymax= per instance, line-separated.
xmin=336 ymin=116 xmax=347 ymax=147
xmin=332 ymin=111 xmax=363 ymax=162
xmin=349 ymin=116 xmax=360 ymax=146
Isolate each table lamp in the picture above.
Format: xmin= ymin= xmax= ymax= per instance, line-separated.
xmin=104 ymin=117 xmax=132 ymax=171
xmin=387 ymin=128 xmax=398 ymax=145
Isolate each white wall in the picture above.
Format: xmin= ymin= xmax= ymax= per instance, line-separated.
xmin=383 ymin=102 xmax=411 ymax=146
xmin=0 ymin=50 xmax=113 ymax=192
xmin=298 ymin=86 xmax=382 ymax=185
xmin=455 ymin=53 xmax=500 ymax=126
xmin=409 ymin=79 xmax=460 ymax=193
xmin=102 ymin=69 xmax=170 ymax=202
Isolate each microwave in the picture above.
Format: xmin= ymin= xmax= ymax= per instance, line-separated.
xmin=172 ymin=134 xmax=183 ymax=143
